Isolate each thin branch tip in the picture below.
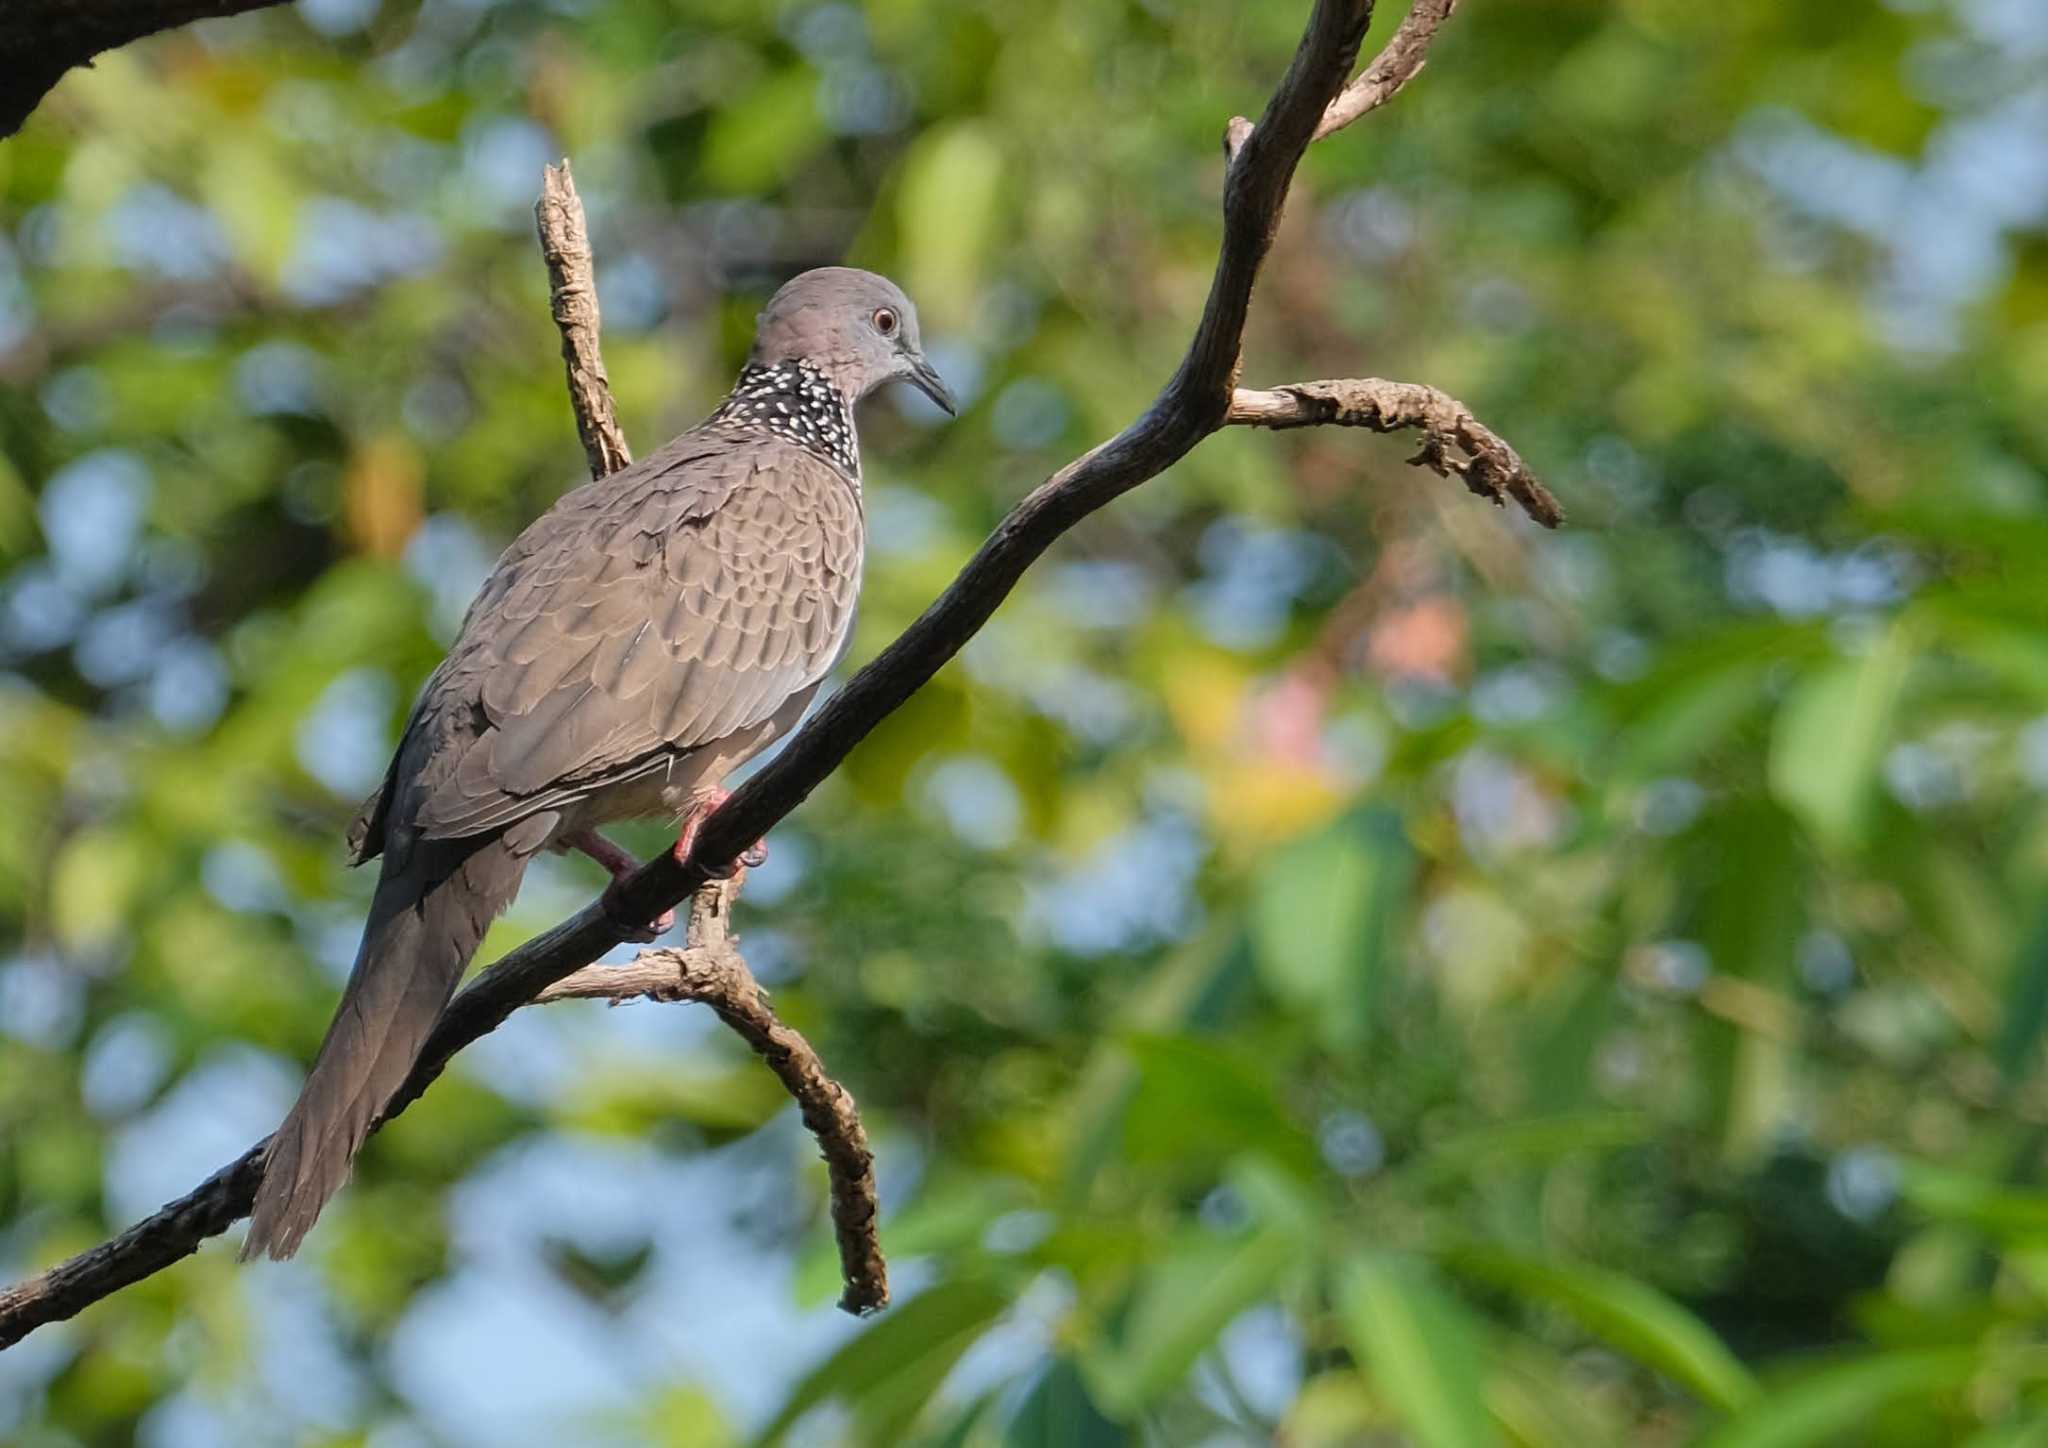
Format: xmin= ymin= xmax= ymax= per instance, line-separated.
xmin=1227 ymin=379 xmax=1562 ymax=527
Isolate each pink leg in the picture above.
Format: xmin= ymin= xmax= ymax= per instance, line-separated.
xmin=670 ymin=789 xmax=768 ymax=873
xmin=565 ymin=828 xmax=675 ymax=941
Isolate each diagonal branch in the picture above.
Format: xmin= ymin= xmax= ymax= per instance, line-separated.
xmin=0 ymin=0 xmax=1560 ymax=1351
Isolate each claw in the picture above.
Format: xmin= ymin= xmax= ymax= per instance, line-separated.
xmin=569 ymin=828 xmax=673 ymax=939
xmin=668 ymin=787 xmax=764 ymax=876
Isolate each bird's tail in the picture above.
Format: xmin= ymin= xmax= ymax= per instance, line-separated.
xmin=243 ymin=834 xmax=529 ymax=1260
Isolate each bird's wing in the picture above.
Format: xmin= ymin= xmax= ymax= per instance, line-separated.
xmin=400 ymin=430 xmax=862 ymax=842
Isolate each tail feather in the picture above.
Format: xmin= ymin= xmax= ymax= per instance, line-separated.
xmin=244 ymin=834 xmax=528 ymax=1260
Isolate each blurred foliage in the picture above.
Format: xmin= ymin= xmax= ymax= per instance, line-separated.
xmin=3 ymin=0 xmax=2048 ymax=1443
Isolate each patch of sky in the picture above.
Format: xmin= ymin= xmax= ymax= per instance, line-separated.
xmin=81 ymin=1013 xmax=176 ymax=1120
xmin=1324 ymin=185 xmax=1415 ymax=263
xmin=1449 ymin=746 xmax=1563 ymax=855
xmin=0 ymin=955 xmax=85 ymax=1049
xmin=39 ymin=449 xmax=150 ymax=597
xmin=1469 ymin=661 xmax=1567 ymax=727
xmin=461 ymin=116 xmax=559 ymax=226
xmin=104 ymin=184 xmax=231 ymax=283
xmin=4 ymin=563 xmax=87 ymax=654
xmin=296 ymin=0 xmax=381 ymax=38
xmin=39 ymin=366 xmax=108 ymax=433
xmin=1187 ymin=518 xmax=1329 ymax=652
xmin=1199 ymin=1305 xmax=1304 ymax=1427
xmin=236 ymin=340 xmax=329 ymax=417
xmin=246 ymin=1267 xmax=373 ymax=1433
xmin=0 ymin=231 xmax=31 ymax=354
xmin=148 ymin=638 xmax=230 ymax=734
xmin=594 ymin=252 xmax=670 ymax=334
xmin=939 ymin=1272 xmax=1072 ymax=1413
xmin=1798 ymin=930 xmax=1858 ymax=995
xmin=1027 ymin=811 xmax=1205 ymax=955
xmin=1635 ymin=776 xmax=1705 ymax=836
xmin=282 ymin=199 xmax=444 ymax=306
xmin=989 ymin=377 xmax=1070 ymax=451
xmin=894 ymin=337 xmax=981 ymax=426
xmin=1827 ymin=1144 xmax=1901 ymax=1223
xmin=401 ymin=373 xmax=472 ymax=442
xmin=105 ymin=1046 xmax=301 ymax=1224
xmin=1723 ymin=528 xmax=1915 ymax=617
xmin=1043 ymin=559 xmax=1156 ymax=631
xmin=74 ymin=597 xmax=175 ymax=688
xmin=407 ymin=1129 xmax=871 ymax=1439
xmin=864 ymin=482 xmax=947 ymax=558
xmin=404 ymin=513 xmax=497 ymax=640
xmin=920 ymin=754 xmax=1023 ymax=850
xmin=203 ymin=841 xmax=289 ymax=915
xmin=1734 ymin=80 xmax=2048 ymax=350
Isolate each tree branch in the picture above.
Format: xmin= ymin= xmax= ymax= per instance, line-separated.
xmin=534 ymin=882 xmax=883 ymax=1314
xmin=1314 ymin=0 xmax=1457 ymax=140
xmin=536 ymin=161 xmax=635 ymax=479
xmin=0 ymin=0 xmax=286 ymax=137
xmin=1228 ymin=378 xmax=1562 ymax=528
xmin=1224 ymin=0 xmax=1457 ymax=162
xmin=0 ymin=0 xmax=1559 ymax=1350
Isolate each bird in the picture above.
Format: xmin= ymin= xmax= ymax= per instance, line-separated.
xmin=243 ymin=267 xmax=954 ymax=1260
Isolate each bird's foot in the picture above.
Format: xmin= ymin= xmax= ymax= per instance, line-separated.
xmin=670 ymin=789 xmax=768 ymax=876
xmin=566 ymin=829 xmax=675 ymax=941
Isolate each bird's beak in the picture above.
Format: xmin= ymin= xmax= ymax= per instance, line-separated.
xmin=903 ymin=353 xmax=957 ymax=415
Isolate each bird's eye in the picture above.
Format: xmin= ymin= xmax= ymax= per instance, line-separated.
xmin=872 ymin=307 xmax=899 ymax=336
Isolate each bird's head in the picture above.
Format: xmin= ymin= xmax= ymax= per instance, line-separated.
xmin=749 ymin=267 xmax=955 ymax=415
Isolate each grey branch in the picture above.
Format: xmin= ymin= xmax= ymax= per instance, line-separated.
xmin=536 ymin=161 xmax=635 ymax=480
xmin=0 ymin=0 xmax=1558 ymax=1351
xmin=1228 ymin=378 xmax=1562 ymax=528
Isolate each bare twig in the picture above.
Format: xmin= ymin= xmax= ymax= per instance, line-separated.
xmin=1225 ymin=0 xmax=1456 ymax=161
xmin=1314 ymin=0 xmax=1457 ymax=140
xmin=537 ymin=161 xmax=634 ymax=479
xmin=0 ymin=0 xmax=1559 ymax=1350
xmin=536 ymin=882 xmax=883 ymax=1313
xmin=1228 ymin=378 xmax=1562 ymax=527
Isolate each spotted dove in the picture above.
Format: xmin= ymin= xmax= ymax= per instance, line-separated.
xmin=244 ymin=267 xmax=953 ymax=1259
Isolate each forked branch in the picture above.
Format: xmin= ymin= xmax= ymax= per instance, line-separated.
xmin=0 ymin=0 xmax=1558 ymax=1351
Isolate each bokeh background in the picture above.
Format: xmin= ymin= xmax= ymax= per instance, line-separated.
xmin=4 ymin=0 xmax=2048 ymax=1442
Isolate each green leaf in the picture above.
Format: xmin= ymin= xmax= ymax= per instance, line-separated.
xmin=755 ymin=1278 xmax=1012 ymax=1446
xmin=898 ymin=122 xmax=1005 ymax=328
xmin=702 ymin=67 xmax=825 ymax=192
xmin=1399 ymin=1111 xmax=1653 ymax=1190
xmin=1997 ymin=908 xmax=2048 ymax=1085
xmin=1009 ymin=1360 xmax=1128 ymax=1447
xmin=1769 ymin=623 xmax=1914 ymax=853
xmin=1337 ymin=1253 xmax=1500 ymax=1448
xmin=1440 ymin=1246 xmax=1757 ymax=1413
xmin=1699 ymin=1349 xmax=1977 ymax=1448
xmin=1897 ymin=1161 xmax=2048 ymax=1239
xmin=1251 ymin=807 xmax=1411 ymax=1049
xmin=1094 ymin=1213 xmax=1308 ymax=1410
xmin=1120 ymin=1034 xmax=1320 ymax=1180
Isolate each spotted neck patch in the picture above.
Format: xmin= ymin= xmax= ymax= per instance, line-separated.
xmin=711 ymin=360 xmax=860 ymax=479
